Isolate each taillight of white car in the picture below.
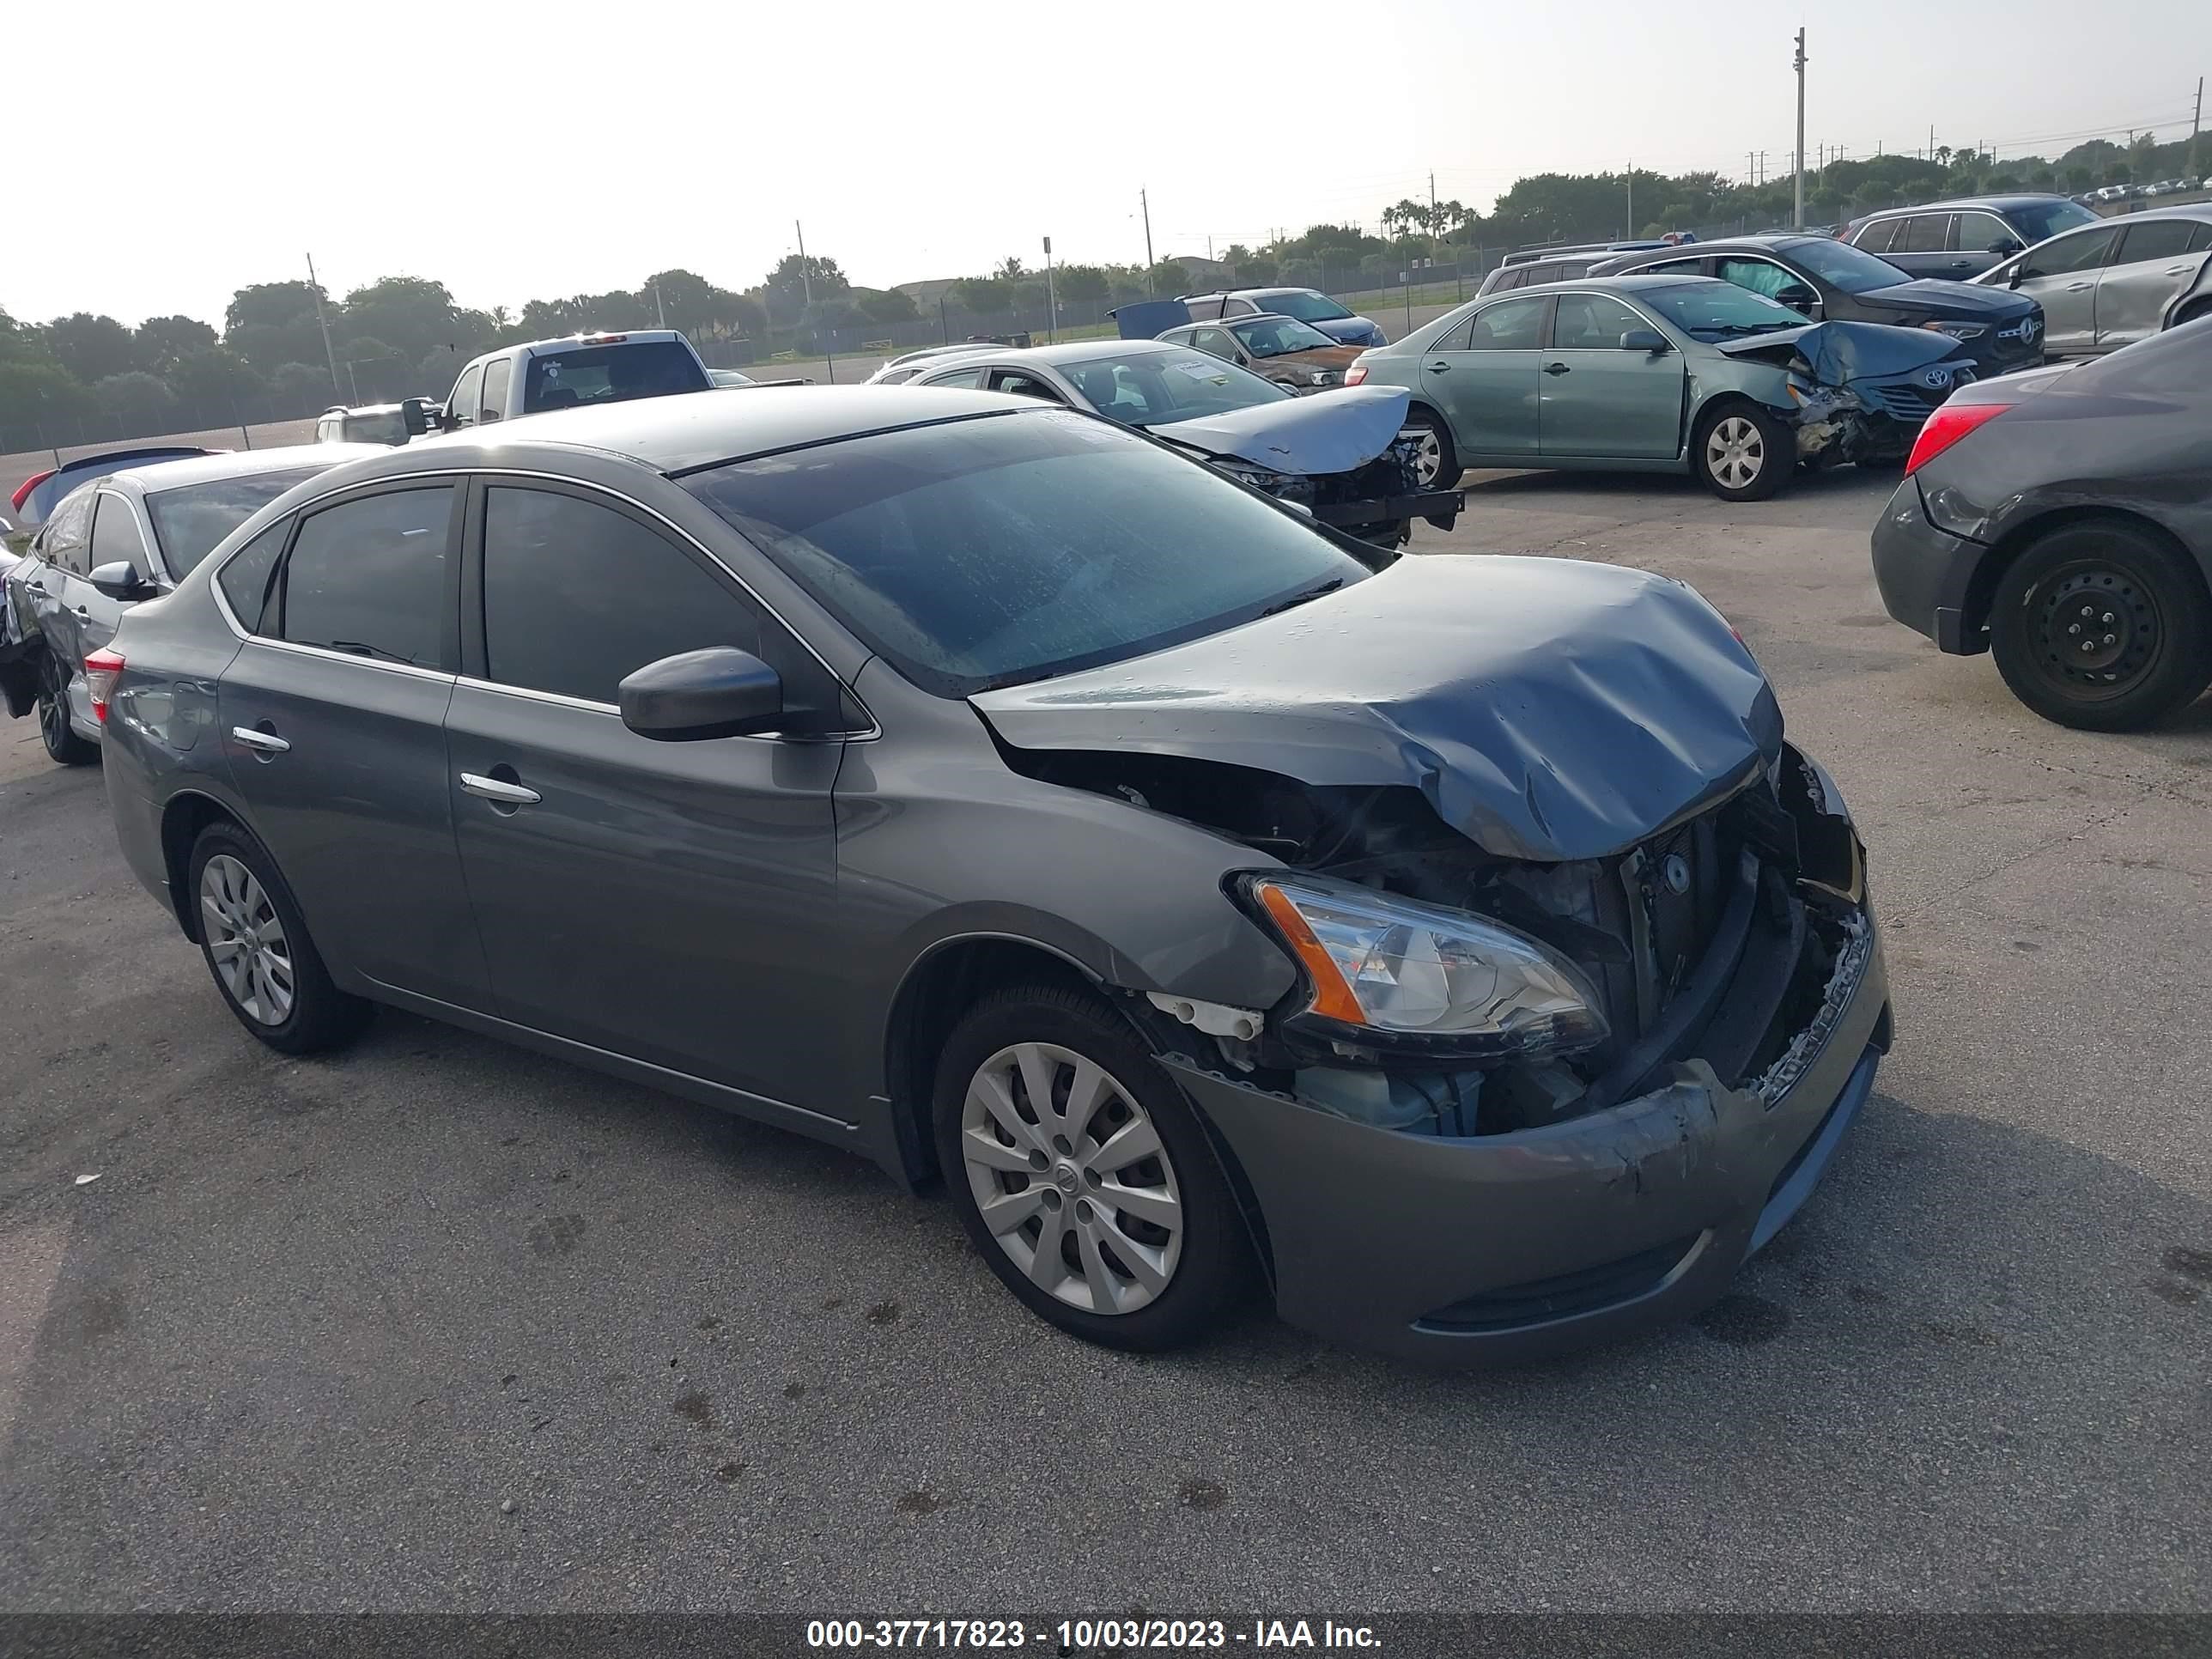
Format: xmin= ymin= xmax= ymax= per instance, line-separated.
xmin=83 ymin=648 xmax=125 ymax=723
xmin=1344 ymin=365 xmax=1369 ymax=386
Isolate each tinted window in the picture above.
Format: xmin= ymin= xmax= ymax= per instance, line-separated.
xmin=145 ymin=469 xmax=322 ymax=579
xmin=1717 ymin=257 xmax=1799 ymax=301
xmin=1184 ymin=298 xmax=1224 ymax=320
xmin=1233 ymin=317 xmax=1336 ymax=356
xmin=1252 ymin=290 xmax=1350 ymax=324
xmin=1550 ymin=295 xmax=1649 ymax=349
xmin=480 ymin=487 xmax=785 ymax=708
xmin=278 ymin=487 xmax=453 ymax=668
xmin=216 ymin=521 xmax=289 ymax=634
xmin=480 ymin=359 xmax=510 ymax=422
xmin=1465 ymin=295 xmax=1549 ymax=349
xmin=1853 ymin=218 xmax=1899 ymax=253
xmin=89 ymin=494 xmax=149 ymax=576
xmin=2116 ymin=221 xmax=2202 ymax=264
xmin=1779 ymin=238 xmax=1911 ymax=294
xmin=42 ymin=489 xmax=95 ymax=574
xmin=2012 ymin=198 xmax=2100 ymax=241
xmin=1955 ymin=211 xmax=2014 ymax=252
xmin=1516 ymin=263 xmax=1565 ymax=287
xmin=520 ymin=343 xmax=708 ymax=414
xmin=1188 ymin=327 xmax=1239 ymax=360
xmin=2019 ymin=227 xmax=2118 ymax=278
xmin=447 ymin=364 xmax=484 ymax=428
xmin=683 ymin=410 xmax=1371 ymax=698
xmin=1222 ymin=298 xmax=1260 ymax=316
xmin=2194 ymin=222 xmax=2212 ymax=254
xmin=1896 ymin=215 xmax=1951 ymax=253
xmin=988 ymin=370 xmax=1063 ymax=402
xmin=921 ymin=365 xmax=986 ymax=389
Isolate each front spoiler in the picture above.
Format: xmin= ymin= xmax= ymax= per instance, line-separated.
xmin=1170 ymin=917 xmax=1890 ymax=1366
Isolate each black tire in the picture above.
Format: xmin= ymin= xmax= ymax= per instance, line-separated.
xmin=187 ymin=821 xmax=373 ymax=1054
xmin=36 ymin=650 xmax=99 ymax=766
xmin=1692 ymin=400 xmax=1794 ymax=502
xmin=933 ymin=983 xmax=1254 ymax=1353
xmin=1405 ymin=407 xmax=1460 ymax=490
xmin=1990 ymin=520 xmax=2212 ymax=732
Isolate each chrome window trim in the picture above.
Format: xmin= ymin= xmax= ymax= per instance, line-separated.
xmin=235 ymin=634 xmax=458 ymax=684
xmin=451 ymin=673 xmax=867 ymax=744
xmin=1539 ymin=289 xmax=1674 ymax=349
xmin=208 ymin=465 xmax=877 ymax=738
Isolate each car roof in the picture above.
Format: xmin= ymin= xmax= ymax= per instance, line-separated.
xmin=924 ymin=338 xmax=1191 ymax=368
xmin=1865 ymin=194 xmax=2078 ymax=215
xmin=395 ymin=385 xmax=1030 ymax=475
xmin=1183 ymin=285 xmax=1321 ymax=300
xmin=102 ymin=444 xmax=390 ymax=496
xmin=1493 ymin=273 xmax=1721 ymax=296
xmin=2101 ymin=204 xmax=2212 ymax=224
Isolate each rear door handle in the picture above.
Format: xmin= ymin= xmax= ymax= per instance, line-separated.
xmin=1543 ymin=362 xmax=1571 ymax=376
xmin=69 ymin=605 xmax=89 ymax=619
xmin=459 ymin=772 xmax=540 ymax=806
xmin=231 ymin=726 xmax=290 ymax=754
xmin=1425 ymin=360 xmax=1451 ymax=373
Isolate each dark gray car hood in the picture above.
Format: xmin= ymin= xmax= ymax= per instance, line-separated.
xmin=1856 ymin=277 xmax=2035 ymax=320
xmin=972 ymin=556 xmax=1783 ymax=863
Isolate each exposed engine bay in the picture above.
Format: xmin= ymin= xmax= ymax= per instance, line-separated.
xmin=1717 ymin=319 xmax=1976 ymax=465
xmin=1004 ymin=741 xmax=1872 ymax=1139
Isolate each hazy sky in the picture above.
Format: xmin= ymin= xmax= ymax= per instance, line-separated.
xmin=11 ymin=0 xmax=2205 ymax=326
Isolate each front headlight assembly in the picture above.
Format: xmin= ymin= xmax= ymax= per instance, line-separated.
xmin=1242 ymin=874 xmax=1609 ymax=1061
xmin=1921 ymin=320 xmax=1988 ymax=340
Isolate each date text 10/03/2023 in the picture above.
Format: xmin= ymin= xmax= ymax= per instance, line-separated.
xmin=805 ymin=1619 xmax=1382 ymax=1649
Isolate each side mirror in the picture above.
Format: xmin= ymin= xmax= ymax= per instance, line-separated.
xmin=1620 ymin=328 xmax=1670 ymax=354
xmin=1775 ymin=284 xmax=1821 ymax=317
xmin=401 ymin=398 xmax=432 ymax=437
xmin=618 ymin=647 xmax=784 ymax=741
xmin=88 ymin=562 xmax=157 ymax=602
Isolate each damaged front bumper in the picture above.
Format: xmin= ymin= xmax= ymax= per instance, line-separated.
xmin=1310 ymin=489 xmax=1465 ymax=533
xmin=1172 ymin=915 xmax=1887 ymax=1365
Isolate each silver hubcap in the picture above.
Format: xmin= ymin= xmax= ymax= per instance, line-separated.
xmin=960 ymin=1042 xmax=1183 ymax=1316
xmin=199 ymin=855 xmax=295 ymax=1025
xmin=1706 ymin=416 xmax=1765 ymax=489
xmin=1412 ymin=428 xmax=1443 ymax=486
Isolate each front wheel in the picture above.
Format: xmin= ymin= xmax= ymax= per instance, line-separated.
xmin=1693 ymin=402 xmax=1793 ymax=502
xmin=189 ymin=823 xmax=373 ymax=1054
xmin=934 ymin=984 xmax=1254 ymax=1352
xmin=36 ymin=651 xmax=99 ymax=766
xmin=1404 ymin=409 xmax=1460 ymax=490
xmin=1989 ymin=520 xmax=2212 ymax=731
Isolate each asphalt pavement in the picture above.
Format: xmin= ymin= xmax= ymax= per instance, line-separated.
xmin=1 ymin=465 xmax=2207 ymax=1615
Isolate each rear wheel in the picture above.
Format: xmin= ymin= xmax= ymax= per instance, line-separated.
xmin=36 ymin=651 xmax=98 ymax=766
xmin=934 ymin=984 xmax=1253 ymax=1352
xmin=1693 ymin=402 xmax=1793 ymax=501
xmin=1404 ymin=409 xmax=1460 ymax=489
xmin=188 ymin=823 xmax=373 ymax=1054
xmin=1990 ymin=520 xmax=2212 ymax=731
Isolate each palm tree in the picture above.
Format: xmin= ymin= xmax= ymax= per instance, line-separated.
xmin=995 ymin=255 xmax=1026 ymax=280
xmin=1936 ymin=144 xmax=1953 ymax=167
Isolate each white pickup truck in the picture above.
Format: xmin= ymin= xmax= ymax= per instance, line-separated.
xmin=435 ymin=331 xmax=714 ymax=429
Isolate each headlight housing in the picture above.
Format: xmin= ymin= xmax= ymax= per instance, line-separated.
xmin=1214 ymin=459 xmax=1304 ymax=495
xmin=1921 ymin=320 xmax=1988 ymax=340
xmin=1243 ymin=874 xmax=1609 ymax=1060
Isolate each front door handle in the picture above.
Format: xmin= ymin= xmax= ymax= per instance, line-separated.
xmin=2064 ymin=282 xmax=2094 ymax=292
xmin=231 ymin=726 xmax=290 ymax=754
xmin=1543 ymin=362 xmax=1572 ymax=376
xmin=459 ymin=772 xmax=541 ymax=807
xmin=69 ymin=605 xmax=89 ymax=619
xmin=1425 ymin=360 xmax=1451 ymax=373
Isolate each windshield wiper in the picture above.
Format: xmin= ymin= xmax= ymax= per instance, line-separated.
xmin=1260 ymin=577 xmax=1344 ymax=617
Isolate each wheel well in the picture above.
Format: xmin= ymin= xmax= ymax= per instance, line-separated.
xmin=2174 ymin=297 xmax=2212 ymax=326
xmin=884 ymin=938 xmax=1097 ymax=1187
xmin=159 ymin=793 xmax=238 ymax=940
xmin=1960 ymin=507 xmax=2209 ymax=647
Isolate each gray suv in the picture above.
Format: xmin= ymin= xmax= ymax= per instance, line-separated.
xmin=97 ymin=389 xmax=1890 ymax=1365
xmin=1844 ymin=194 xmax=2100 ymax=280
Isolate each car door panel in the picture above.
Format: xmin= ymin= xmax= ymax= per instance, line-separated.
xmin=1425 ymin=295 xmax=1548 ymax=457
xmin=1538 ymin=295 xmax=1686 ymax=459
xmin=74 ymin=492 xmax=155 ymax=693
xmin=2093 ymin=222 xmax=2210 ymax=348
xmin=444 ymin=479 xmax=849 ymax=1116
xmin=27 ymin=492 xmax=95 ymax=727
xmin=2008 ymin=227 xmax=2118 ymax=354
xmin=215 ymin=482 xmax=489 ymax=1008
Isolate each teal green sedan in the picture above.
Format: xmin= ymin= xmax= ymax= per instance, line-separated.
xmin=1346 ymin=275 xmax=1977 ymax=501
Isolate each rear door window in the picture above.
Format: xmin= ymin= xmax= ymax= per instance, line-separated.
xmin=1183 ymin=298 xmax=1224 ymax=320
xmin=42 ymin=491 xmax=96 ymax=574
xmin=276 ymin=487 xmax=456 ymax=669
xmin=520 ymin=343 xmax=708 ymax=413
xmin=479 ymin=359 xmax=511 ymax=423
xmin=920 ymin=365 xmax=987 ymax=388
xmin=1854 ymin=218 xmax=1900 ymax=253
xmin=987 ymin=370 xmax=1064 ymax=401
xmin=2115 ymin=220 xmax=2201 ymax=264
xmin=1896 ymin=215 xmax=1951 ymax=253
xmin=1549 ymin=295 xmax=1647 ymax=349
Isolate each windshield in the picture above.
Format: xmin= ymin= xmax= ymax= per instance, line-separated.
xmin=1636 ymin=280 xmax=1806 ymax=340
xmin=1780 ymin=238 xmax=1909 ymax=294
xmin=520 ymin=342 xmax=708 ymax=414
xmin=2013 ymin=199 xmax=2099 ymax=241
xmin=1251 ymin=290 xmax=1351 ymax=325
xmin=146 ymin=469 xmax=324 ymax=577
xmin=1233 ymin=317 xmax=1339 ymax=356
xmin=682 ymin=409 xmax=1369 ymax=697
xmin=1056 ymin=350 xmax=1291 ymax=428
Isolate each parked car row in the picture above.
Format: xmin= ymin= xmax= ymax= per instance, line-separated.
xmin=62 ymin=385 xmax=1888 ymax=1368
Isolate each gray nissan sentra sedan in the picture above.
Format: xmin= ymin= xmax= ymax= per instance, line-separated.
xmin=94 ymin=387 xmax=1892 ymax=1365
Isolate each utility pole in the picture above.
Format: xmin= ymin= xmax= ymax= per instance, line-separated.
xmin=651 ymin=278 xmax=665 ymax=329
xmin=1792 ymin=28 xmax=1808 ymax=229
xmin=1140 ymin=187 xmax=1155 ymax=271
xmin=1042 ymin=235 xmax=1057 ymax=345
xmin=2191 ymin=76 xmax=2203 ymax=177
xmin=1430 ymin=167 xmax=1442 ymax=264
xmin=795 ymin=219 xmax=832 ymax=382
xmin=1625 ymin=161 xmax=1633 ymax=235
xmin=305 ymin=252 xmax=341 ymax=399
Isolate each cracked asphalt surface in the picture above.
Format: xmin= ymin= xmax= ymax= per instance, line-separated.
xmin=1 ymin=465 xmax=2208 ymax=1615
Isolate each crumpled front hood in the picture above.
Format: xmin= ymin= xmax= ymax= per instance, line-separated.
xmin=973 ymin=556 xmax=1784 ymax=863
xmin=1149 ymin=385 xmax=1411 ymax=476
xmin=1716 ymin=319 xmax=1966 ymax=386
